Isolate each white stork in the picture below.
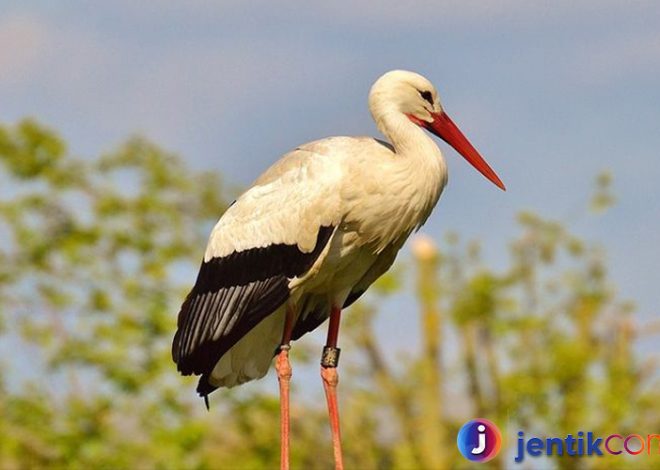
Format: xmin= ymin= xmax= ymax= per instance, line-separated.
xmin=172 ymin=70 xmax=505 ymax=469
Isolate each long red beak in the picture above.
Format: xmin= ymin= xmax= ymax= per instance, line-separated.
xmin=426 ymin=111 xmax=505 ymax=191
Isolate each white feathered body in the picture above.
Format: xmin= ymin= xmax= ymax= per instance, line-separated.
xmin=206 ymin=133 xmax=447 ymax=388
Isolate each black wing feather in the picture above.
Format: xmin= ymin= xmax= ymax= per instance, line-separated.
xmin=172 ymin=226 xmax=334 ymax=378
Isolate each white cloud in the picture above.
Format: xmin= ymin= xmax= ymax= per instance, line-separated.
xmin=0 ymin=10 xmax=118 ymax=91
xmin=0 ymin=8 xmax=361 ymax=156
xmin=0 ymin=13 xmax=48 ymax=84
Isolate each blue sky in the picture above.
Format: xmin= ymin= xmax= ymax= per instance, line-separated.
xmin=2 ymin=2 xmax=659 ymax=368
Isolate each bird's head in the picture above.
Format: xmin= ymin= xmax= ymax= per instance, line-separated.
xmin=369 ymin=70 xmax=505 ymax=191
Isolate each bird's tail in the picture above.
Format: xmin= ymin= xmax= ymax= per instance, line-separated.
xmin=197 ymin=374 xmax=217 ymax=410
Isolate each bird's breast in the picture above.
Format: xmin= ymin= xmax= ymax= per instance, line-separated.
xmin=341 ymin=154 xmax=447 ymax=253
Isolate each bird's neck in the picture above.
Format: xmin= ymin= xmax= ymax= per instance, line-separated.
xmin=374 ymin=109 xmax=448 ymax=234
xmin=376 ymin=110 xmax=444 ymax=163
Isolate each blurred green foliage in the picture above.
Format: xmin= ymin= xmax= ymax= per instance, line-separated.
xmin=0 ymin=119 xmax=657 ymax=469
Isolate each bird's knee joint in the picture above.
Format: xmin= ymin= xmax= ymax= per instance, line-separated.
xmin=275 ymin=349 xmax=292 ymax=379
xmin=320 ymin=364 xmax=339 ymax=387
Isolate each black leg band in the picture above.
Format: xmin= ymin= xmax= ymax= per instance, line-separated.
xmin=321 ymin=346 xmax=341 ymax=368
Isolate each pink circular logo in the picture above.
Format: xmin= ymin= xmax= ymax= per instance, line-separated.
xmin=457 ymin=418 xmax=502 ymax=463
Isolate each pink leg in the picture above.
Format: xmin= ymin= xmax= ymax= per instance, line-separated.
xmin=276 ymin=306 xmax=295 ymax=470
xmin=275 ymin=348 xmax=292 ymax=470
xmin=321 ymin=306 xmax=344 ymax=470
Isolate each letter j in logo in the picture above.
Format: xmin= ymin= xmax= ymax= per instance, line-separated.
xmin=457 ymin=419 xmax=502 ymax=463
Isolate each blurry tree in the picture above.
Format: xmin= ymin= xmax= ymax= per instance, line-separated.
xmin=0 ymin=119 xmax=231 ymax=468
xmin=0 ymin=119 xmax=657 ymax=469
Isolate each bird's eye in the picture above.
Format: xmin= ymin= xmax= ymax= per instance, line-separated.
xmin=419 ymin=90 xmax=434 ymax=106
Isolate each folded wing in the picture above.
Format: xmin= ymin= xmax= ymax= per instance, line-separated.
xmin=172 ymin=148 xmax=344 ymax=379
